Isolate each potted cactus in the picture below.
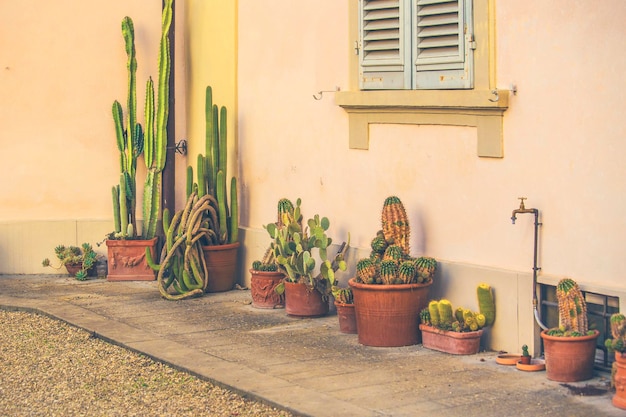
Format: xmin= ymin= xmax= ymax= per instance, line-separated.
xmin=540 ymin=278 xmax=600 ymax=382
xmin=332 ymin=286 xmax=356 ymax=334
xmin=42 ymin=243 xmax=98 ymax=281
xmin=185 ymin=86 xmax=239 ymax=292
xmin=265 ymin=198 xmax=349 ymax=317
xmin=105 ymin=0 xmax=172 ymax=281
xmin=348 ymin=196 xmax=435 ymax=347
xmin=605 ymin=313 xmax=626 ymax=409
xmin=418 ymin=284 xmax=495 ymax=355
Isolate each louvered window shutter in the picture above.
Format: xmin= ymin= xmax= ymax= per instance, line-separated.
xmin=359 ymin=0 xmax=411 ymax=90
xmin=413 ymin=0 xmax=473 ymax=89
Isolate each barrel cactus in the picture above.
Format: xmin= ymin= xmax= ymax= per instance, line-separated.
xmin=605 ymin=313 xmax=626 ymax=353
xmin=554 ymin=278 xmax=589 ymax=336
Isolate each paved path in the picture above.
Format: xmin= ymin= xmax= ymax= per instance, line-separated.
xmin=0 ymin=275 xmax=622 ymax=417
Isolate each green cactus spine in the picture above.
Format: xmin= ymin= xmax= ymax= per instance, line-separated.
xmin=477 ymin=283 xmax=496 ymax=326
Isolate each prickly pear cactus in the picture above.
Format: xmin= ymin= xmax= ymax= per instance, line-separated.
xmin=556 ymin=278 xmax=588 ymax=334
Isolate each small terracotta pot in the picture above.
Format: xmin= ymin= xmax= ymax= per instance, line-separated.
xmin=520 ymin=355 xmax=532 ymax=365
xmin=284 ymin=281 xmax=329 ymax=317
xmin=335 ymin=301 xmax=357 ymax=334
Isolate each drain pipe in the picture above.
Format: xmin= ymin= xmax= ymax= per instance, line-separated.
xmin=511 ymin=198 xmax=549 ymax=330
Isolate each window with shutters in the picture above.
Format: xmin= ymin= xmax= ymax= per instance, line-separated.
xmin=360 ymin=0 xmax=472 ymax=90
xmin=337 ymin=0 xmax=509 ymax=158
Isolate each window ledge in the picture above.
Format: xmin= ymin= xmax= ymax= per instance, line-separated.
xmin=336 ymin=89 xmax=509 ymax=157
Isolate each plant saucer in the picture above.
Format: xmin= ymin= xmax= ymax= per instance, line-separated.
xmin=516 ymin=358 xmax=545 ymax=372
xmin=496 ymin=353 xmax=522 ymax=366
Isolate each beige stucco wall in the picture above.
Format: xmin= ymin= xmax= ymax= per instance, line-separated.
xmin=0 ymin=1 xmax=188 ymax=272
xmin=232 ymin=0 xmax=626 ymax=353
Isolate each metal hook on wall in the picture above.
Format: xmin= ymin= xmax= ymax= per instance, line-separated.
xmin=488 ymin=89 xmax=499 ymax=102
xmin=313 ymin=86 xmax=341 ymax=100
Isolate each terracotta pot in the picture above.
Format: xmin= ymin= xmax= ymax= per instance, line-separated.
xmin=540 ymin=329 xmax=599 ymax=382
xmin=335 ymin=301 xmax=357 ymax=334
xmin=284 ymin=281 xmax=329 ymax=317
xmin=65 ymin=263 xmax=83 ymax=277
xmin=519 ymin=355 xmax=532 ymax=365
xmin=349 ymin=278 xmax=432 ymax=347
xmin=202 ymin=242 xmax=240 ymax=293
xmin=106 ymin=238 xmax=157 ymax=281
xmin=419 ymin=324 xmax=483 ymax=355
xmin=250 ymin=269 xmax=285 ymax=309
xmin=613 ymin=352 xmax=626 ymax=410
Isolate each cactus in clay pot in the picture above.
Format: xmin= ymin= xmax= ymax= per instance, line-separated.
xmin=545 ymin=277 xmax=593 ymax=337
xmin=420 ymin=285 xmax=493 ymax=333
xmin=110 ymin=0 xmax=173 ymax=240
xmin=186 ymin=86 xmax=238 ymax=246
xmin=354 ymin=196 xmax=437 ymax=285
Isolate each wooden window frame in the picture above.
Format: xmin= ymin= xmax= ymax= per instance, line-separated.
xmin=337 ymin=0 xmax=508 ymax=158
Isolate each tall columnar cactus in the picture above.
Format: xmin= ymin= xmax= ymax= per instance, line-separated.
xmin=111 ymin=16 xmax=141 ymax=238
xmin=186 ymin=86 xmax=238 ymax=245
xmin=556 ymin=278 xmax=588 ymax=334
xmin=142 ymin=0 xmax=173 ymax=239
xmin=111 ymin=0 xmax=172 ymax=240
xmin=381 ymin=196 xmax=410 ymax=254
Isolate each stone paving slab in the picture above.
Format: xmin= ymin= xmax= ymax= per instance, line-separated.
xmin=0 ymin=275 xmax=624 ymax=417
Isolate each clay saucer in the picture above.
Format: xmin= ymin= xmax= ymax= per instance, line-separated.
xmin=496 ymin=354 xmax=522 ymax=366
xmin=516 ymin=358 xmax=545 ymax=372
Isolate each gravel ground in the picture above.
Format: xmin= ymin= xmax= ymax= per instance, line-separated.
xmin=0 ymin=310 xmax=296 ymax=417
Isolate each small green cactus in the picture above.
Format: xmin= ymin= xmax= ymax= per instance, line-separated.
xmin=605 ymin=313 xmax=626 ymax=353
xmin=398 ymin=261 xmax=416 ymax=284
xmin=380 ymin=260 xmax=398 ymax=285
xmin=356 ymin=258 xmax=377 ymax=284
xmin=370 ymin=235 xmax=388 ymax=253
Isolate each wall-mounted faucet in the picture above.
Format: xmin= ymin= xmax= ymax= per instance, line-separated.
xmin=511 ymin=197 xmax=538 ymax=224
xmin=511 ymin=197 xmax=547 ymax=330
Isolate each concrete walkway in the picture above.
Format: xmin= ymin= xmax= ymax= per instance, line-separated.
xmin=0 ymin=275 xmax=622 ymax=417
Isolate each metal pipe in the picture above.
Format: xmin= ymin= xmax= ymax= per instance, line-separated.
xmin=511 ymin=198 xmax=549 ymax=330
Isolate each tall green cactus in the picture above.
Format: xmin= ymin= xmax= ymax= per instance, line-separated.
xmin=110 ymin=0 xmax=172 ymax=240
xmin=142 ymin=0 xmax=172 ymax=239
xmin=186 ymin=86 xmax=238 ymax=245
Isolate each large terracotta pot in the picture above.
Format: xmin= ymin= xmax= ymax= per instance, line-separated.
xmin=106 ymin=238 xmax=157 ymax=281
xmin=250 ymin=269 xmax=285 ymax=309
xmin=202 ymin=242 xmax=240 ymax=293
xmin=540 ymin=329 xmax=599 ymax=382
xmin=284 ymin=281 xmax=329 ymax=317
xmin=613 ymin=352 xmax=626 ymax=410
xmin=335 ymin=301 xmax=357 ymax=334
xmin=419 ymin=324 xmax=483 ymax=355
xmin=349 ymin=278 xmax=432 ymax=347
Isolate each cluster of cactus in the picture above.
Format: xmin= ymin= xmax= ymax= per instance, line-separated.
xmin=111 ymin=0 xmax=173 ymax=240
xmin=185 ymin=86 xmax=238 ymax=246
xmin=42 ymin=243 xmax=98 ymax=281
xmin=605 ymin=313 xmax=626 ymax=353
xmin=548 ymin=278 xmax=590 ymax=336
xmin=264 ymin=198 xmax=349 ymax=298
xmin=421 ymin=299 xmax=487 ymax=332
xmin=251 ymin=250 xmax=278 ymax=272
xmin=146 ymin=191 xmax=219 ymax=300
xmin=332 ymin=287 xmax=354 ymax=305
xmin=354 ymin=196 xmax=436 ymax=285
